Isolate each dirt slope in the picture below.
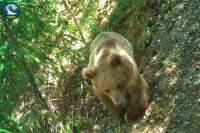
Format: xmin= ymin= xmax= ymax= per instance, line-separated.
xmin=91 ymin=0 xmax=200 ymax=132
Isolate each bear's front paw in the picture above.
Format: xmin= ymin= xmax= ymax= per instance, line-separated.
xmin=116 ymin=108 xmax=126 ymax=121
xmin=124 ymin=106 xmax=141 ymax=122
xmin=124 ymin=112 xmax=134 ymax=123
xmin=124 ymin=105 xmax=145 ymax=122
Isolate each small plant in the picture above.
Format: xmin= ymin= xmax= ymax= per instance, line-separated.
xmin=164 ymin=60 xmax=173 ymax=67
xmin=91 ymin=25 xmax=102 ymax=38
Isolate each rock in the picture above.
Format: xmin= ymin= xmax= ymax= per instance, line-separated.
xmin=191 ymin=67 xmax=196 ymax=74
xmin=94 ymin=125 xmax=102 ymax=130
xmin=197 ymin=71 xmax=200 ymax=78
xmin=97 ymin=126 xmax=103 ymax=130
xmin=164 ymin=116 xmax=170 ymax=123
xmin=182 ymin=95 xmax=186 ymax=100
xmin=157 ymin=97 xmax=161 ymax=101
xmin=103 ymin=105 xmax=107 ymax=111
xmin=198 ymin=98 xmax=200 ymax=103
xmin=107 ymin=129 xmax=112 ymax=132
xmin=141 ymin=57 xmax=148 ymax=66
xmin=189 ymin=76 xmax=193 ymax=79
xmin=182 ymin=84 xmax=188 ymax=90
xmin=158 ymin=127 xmax=164 ymax=132
xmin=184 ymin=122 xmax=190 ymax=125
xmin=193 ymin=80 xmax=200 ymax=89
xmin=99 ymin=113 xmax=104 ymax=117
xmin=182 ymin=78 xmax=191 ymax=90
xmin=134 ymin=124 xmax=139 ymax=129
xmin=192 ymin=74 xmax=196 ymax=78
xmin=195 ymin=38 xmax=200 ymax=43
xmin=177 ymin=16 xmax=181 ymax=19
xmin=195 ymin=66 xmax=200 ymax=70
xmin=159 ymin=81 xmax=165 ymax=90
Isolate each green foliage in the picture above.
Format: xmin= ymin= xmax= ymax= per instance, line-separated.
xmin=164 ymin=60 xmax=173 ymax=67
xmin=0 ymin=0 xmax=92 ymax=132
xmin=89 ymin=0 xmax=153 ymax=56
xmin=108 ymin=0 xmax=150 ymax=51
xmin=91 ymin=25 xmax=102 ymax=38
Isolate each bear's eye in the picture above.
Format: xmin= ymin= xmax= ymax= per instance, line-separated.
xmin=105 ymin=89 xmax=110 ymax=93
xmin=117 ymin=84 xmax=122 ymax=89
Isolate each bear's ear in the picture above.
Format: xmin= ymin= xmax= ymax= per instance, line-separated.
xmin=108 ymin=53 xmax=121 ymax=66
xmin=82 ymin=68 xmax=96 ymax=79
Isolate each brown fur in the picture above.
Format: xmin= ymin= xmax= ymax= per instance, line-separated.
xmin=83 ymin=32 xmax=150 ymax=121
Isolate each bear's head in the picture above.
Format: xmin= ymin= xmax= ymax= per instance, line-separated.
xmin=83 ymin=52 xmax=132 ymax=109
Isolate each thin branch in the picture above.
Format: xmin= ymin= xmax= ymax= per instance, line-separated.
xmin=63 ymin=0 xmax=86 ymax=45
xmin=21 ymin=55 xmax=49 ymax=110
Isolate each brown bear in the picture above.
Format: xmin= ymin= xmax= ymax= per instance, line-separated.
xmin=82 ymin=32 xmax=150 ymax=121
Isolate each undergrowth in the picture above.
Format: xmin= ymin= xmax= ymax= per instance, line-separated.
xmin=91 ymin=0 xmax=153 ymax=58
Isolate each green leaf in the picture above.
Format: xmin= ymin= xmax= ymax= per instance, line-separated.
xmin=0 ymin=129 xmax=13 ymax=133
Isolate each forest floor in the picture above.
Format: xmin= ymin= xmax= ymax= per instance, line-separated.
xmin=65 ymin=0 xmax=200 ymax=132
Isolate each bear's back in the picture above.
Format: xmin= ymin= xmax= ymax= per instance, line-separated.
xmin=91 ymin=32 xmax=132 ymax=51
xmin=88 ymin=32 xmax=136 ymax=69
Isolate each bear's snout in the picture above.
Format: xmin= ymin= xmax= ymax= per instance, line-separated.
xmin=111 ymin=90 xmax=125 ymax=109
xmin=115 ymin=102 xmax=125 ymax=109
